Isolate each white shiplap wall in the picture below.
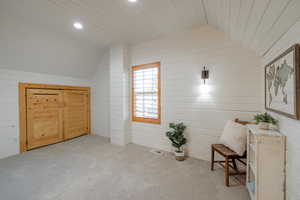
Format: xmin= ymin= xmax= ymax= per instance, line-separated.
xmin=0 ymin=69 xmax=92 ymax=159
xmin=263 ymin=18 xmax=300 ymax=200
xmin=109 ymin=45 xmax=131 ymax=146
xmin=129 ymin=25 xmax=264 ymax=160
xmin=91 ymin=50 xmax=110 ymax=138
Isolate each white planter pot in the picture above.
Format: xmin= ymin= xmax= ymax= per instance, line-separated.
xmin=174 ymin=151 xmax=185 ymax=161
xmin=259 ymin=122 xmax=270 ymax=130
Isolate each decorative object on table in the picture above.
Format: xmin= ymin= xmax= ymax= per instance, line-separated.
xmin=253 ymin=112 xmax=277 ymax=130
xmin=201 ymin=66 xmax=209 ymax=84
xmin=211 ymin=119 xmax=256 ymax=187
xmin=265 ymin=44 xmax=300 ymax=119
xmin=166 ymin=122 xmax=187 ymax=161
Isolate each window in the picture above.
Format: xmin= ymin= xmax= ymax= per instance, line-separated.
xmin=132 ymin=62 xmax=161 ymax=124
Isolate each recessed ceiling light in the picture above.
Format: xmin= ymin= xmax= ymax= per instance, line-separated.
xmin=73 ymin=22 xmax=83 ymax=30
xmin=128 ymin=0 xmax=137 ymax=3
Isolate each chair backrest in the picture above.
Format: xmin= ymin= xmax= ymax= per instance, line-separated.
xmin=234 ymin=118 xmax=257 ymax=125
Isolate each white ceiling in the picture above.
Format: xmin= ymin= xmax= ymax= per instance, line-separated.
xmin=203 ymin=0 xmax=300 ymax=56
xmin=1 ymin=0 xmax=300 ymax=64
xmin=0 ymin=0 xmax=207 ymax=48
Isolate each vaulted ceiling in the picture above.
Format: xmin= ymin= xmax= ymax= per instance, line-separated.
xmin=1 ymin=0 xmax=300 ymax=71
xmin=203 ymin=0 xmax=300 ymax=56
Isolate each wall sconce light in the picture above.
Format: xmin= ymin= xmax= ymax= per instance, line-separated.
xmin=201 ymin=66 xmax=209 ymax=84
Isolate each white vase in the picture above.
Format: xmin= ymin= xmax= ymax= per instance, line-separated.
xmin=259 ymin=122 xmax=270 ymax=130
xmin=174 ymin=151 xmax=185 ymax=161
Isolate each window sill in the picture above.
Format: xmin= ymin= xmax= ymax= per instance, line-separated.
xmin=132 ymin=117 xmax=161 ymax=125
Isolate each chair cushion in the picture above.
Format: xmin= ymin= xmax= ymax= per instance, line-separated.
xmin=219 ymin=120 xmax=247 ymax=156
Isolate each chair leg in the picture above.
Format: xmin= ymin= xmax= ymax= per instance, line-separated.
xmin=225 ymin=157 xmax=229 ymax=187
xmin=211 ymin=147 xmax=215 ymax=171
xmin=232 ymin=158 xmax=238 ymax=171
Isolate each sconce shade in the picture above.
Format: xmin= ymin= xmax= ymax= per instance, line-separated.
xmin=201 ymin=66 xmax=209 ymax=83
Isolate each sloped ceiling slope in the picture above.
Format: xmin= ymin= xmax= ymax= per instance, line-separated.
xmin=0 ymin=0 xmax=207 ymax=48
xmin=0 ymin=1 xmax=103 ymax=78
xmin=0 ymin=15 xmax=102 ymax=78
xmin=203 ymin=0 xmax=300 ymax=56
xmin=0 ymin=0 xmax=300 ymax=78
xmin=0 ymin=0 xmax=207 ymax=78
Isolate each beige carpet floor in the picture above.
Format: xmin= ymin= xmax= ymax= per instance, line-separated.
xmin=0 ymin=135 xmax=250 ymax=200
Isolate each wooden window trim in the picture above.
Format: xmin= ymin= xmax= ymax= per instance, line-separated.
xmin=132 ymin=62 xmax=161 ymax=124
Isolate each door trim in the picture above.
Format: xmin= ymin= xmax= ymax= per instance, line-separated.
xmin=19 ymin=82 xmax=91 ymax=153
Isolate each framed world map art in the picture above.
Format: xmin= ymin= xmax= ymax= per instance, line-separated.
xmin=265 ymin=44 xmax=300 ymax=120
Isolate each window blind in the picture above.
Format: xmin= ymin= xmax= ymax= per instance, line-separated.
xmin=132 ymin=62 xmax=160 ymax=124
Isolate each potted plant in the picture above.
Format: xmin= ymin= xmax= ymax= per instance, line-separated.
xmin=166 ymin=122 xmax=187 ymax=161
xmin=253 ymin=112 xmax=277 ymax=130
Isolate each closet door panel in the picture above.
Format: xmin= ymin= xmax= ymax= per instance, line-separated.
xmin=26 ymin=89 xmax=64 ymax=149
xmin=64 ymin=90 xmax=89 ymax=140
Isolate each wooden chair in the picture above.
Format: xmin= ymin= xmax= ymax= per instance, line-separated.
xmin=211 ymin=119 xmax=255 ymax=187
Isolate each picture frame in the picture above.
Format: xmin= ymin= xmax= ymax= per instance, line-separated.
xmin=265 ymin=44 xmax=300 ymax=120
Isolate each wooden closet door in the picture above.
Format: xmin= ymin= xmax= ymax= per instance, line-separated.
xmin=26 ymin=89 xmax=64 ymax=149
xmin=63 ymin=90 xmax=89 ymax=140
